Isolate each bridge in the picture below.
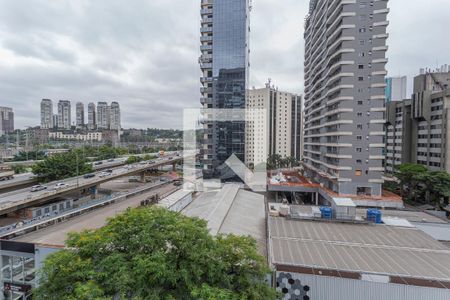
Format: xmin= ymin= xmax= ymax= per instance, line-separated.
xmin=0 ymin=152 xmax=177 ymax=193
xmin=0 ymin=153 xmax=193 ymax=216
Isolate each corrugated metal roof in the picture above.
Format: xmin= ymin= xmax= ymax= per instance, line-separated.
xmin=269 ymin=217 xmax=450 ymax=281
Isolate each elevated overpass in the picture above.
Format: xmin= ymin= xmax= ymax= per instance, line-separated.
xmin=0 ymin=152 xmax=176 ymax=193
xmin=0 ymin=153 xmax=193 ymax=216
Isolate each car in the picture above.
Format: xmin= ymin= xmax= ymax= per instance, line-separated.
xmin=83 ymin=173 xmax=95 ymax=179
xmin=99 ymin=172 xmax=111 ymax=178
xmin=30 ymin=185 xmax=47 ymax=192
xmin=107 ymin=159 xmax=115 ymax=162
xmin=94 ymin=161 xmax=103 ymax=165
xmin=54 ymin=182 xmax=68 ymax=190
xmin=173 ymin=181 xmax=183 ymax=186
xmin=105 ymin=169 xmax=113 ymax=173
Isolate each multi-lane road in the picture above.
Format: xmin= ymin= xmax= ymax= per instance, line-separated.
xmin=0 ymin=153 xmax=191 ymax=215
xmin=0 ymin=152 xmax=177 ymax=192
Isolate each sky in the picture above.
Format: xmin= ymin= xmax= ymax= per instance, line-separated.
xmin=1 ymin=0 xmax=449 ymax=130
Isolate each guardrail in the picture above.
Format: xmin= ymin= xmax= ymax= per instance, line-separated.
xmin=0 ymin=180 xmax=175 ymax=239
xmin=0 ymin=154 xmax=192 ymax=214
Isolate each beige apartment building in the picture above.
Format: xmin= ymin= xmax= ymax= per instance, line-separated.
xmin=245 ymin=83 xmax=302 ymax=166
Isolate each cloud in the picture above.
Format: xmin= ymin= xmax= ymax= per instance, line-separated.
xmin=0 ymin=0 xmax=449 ymax=129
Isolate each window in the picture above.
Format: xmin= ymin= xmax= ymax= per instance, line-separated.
xmin=355 ymin=170 xmax=362 ymax=176
xmin=356 ymin=148 xmax=362 ymax=152
xmin=359 ymin=28 xmax=366 ymax=33
xmin=358 ymin=101 xmax=363 ymax=105
xmin=356 ymin=160 xmax=362 ymax=164
xmin=357 ymin=124 xmax=363 ymax=129
xmin=358 ymin=77 xmax=364 ymax=81
xmin=359 ymin=40 xmax=365 ymax=45
xmin=359 ymin=52 xmax=365 ymax=57
xmin=357 ymin=136 xmax=362 ymax=140
xmin=357 ymin=112 xmax=363 ymax=117
xmin=358 ymin=65 xmax=364 ymax=69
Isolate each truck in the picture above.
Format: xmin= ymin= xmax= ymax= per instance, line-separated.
xmin=158 ymin=150 xmax=165 ymax=157
xmin=0 ymin=165 xmax=14 ymax=181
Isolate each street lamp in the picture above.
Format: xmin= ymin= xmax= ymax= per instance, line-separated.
xmin=76 ymin=152 xmax=79 ymax=187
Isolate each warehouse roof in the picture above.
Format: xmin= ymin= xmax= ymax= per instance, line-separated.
xmin=269 ymin=217 xmax=450 ymax=286
xmin=183 ymin=184 xmax=266 ymax=255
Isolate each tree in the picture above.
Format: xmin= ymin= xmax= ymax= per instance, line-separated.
xmin=126 ymin=155 xmax=142 ymax=164
xmin=34 ymin=207 xmax=275 ymax=300
xmin=10 ymin=164 xmax=27 ymax=174
xmin=31 ymin=152 xmax=93 ymax=182
xmin=267 ymin=154 xmax=282 ymax=170
xmin=420 ymin=171 xmax=450 ymax=207
xmin=394 ymin=163 xmax=427 ymax=201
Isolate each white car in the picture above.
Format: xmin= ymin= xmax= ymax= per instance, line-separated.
xmin=54 ymin=182 xmax=68 ymax=190
xmin=99 ymin=172 xmax=111 ymax=178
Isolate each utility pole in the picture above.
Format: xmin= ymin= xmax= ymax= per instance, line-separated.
xmin=76 ymin=152 xmax=79 ymax=187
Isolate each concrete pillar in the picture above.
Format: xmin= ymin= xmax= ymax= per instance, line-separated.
xmin=315 ymin=192 xmax=319 ymax=206
xmin=172 ymin=163 xmax=176 ymax=172
xmin=89 ymin=185 xmax=98 ymax=199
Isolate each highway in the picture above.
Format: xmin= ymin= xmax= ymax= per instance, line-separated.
xmin=0 ymin=153 xmax=191 ymax=215
xmin=14 ymin=183 xmax=179 ymax=246
xmin=0 ymin=152 xmax=177 ymax=192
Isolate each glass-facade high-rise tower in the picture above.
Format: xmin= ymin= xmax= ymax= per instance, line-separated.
xmin=200 ymin=0 xmax=250 ymax=179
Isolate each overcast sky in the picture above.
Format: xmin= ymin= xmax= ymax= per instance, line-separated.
xmin=1 ymin=0 xmax=449 ymax=129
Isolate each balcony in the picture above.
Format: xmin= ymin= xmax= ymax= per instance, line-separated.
xmin=200 ymin=87 xmax=212 ymax=93
xmin=199 ymin=62 xmax=212 ymax=69
xmin=201 ymin=98 xmax=213 ymax=106
xmin=200 ymin=44 xmax=212 ymax=51
xmin=200 ymin=8 xmax=213 ymax=15
xmin=201 ymin=17 xmax=213 ymax=24
xmin=201 ymin=0 xmax=213 ymax=6
xmin=200 ymin=26 xmax=213 ymax=33
xmin=200 ymin=77 xmax=213 ymax=83
xmin=200 ymin=35 xmax=213 ymax=42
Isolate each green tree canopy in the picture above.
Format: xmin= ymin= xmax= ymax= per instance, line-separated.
xmin=126 ymin=155 xmax=142 ymax=164
xmin=34 ymin=207 xmax=275 ymax=300
xmin=31 ymin=152 xmax=93 ymax=182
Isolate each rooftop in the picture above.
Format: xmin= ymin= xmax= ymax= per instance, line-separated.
xmin=269 ymin=216 xmax=450 ymax=287
xmin=183 ymin=183 xmax=267 ymax=255
xmin=268 ymin=170 xmax=403 ymax=208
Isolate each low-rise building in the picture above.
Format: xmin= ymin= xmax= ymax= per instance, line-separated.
xmin=269 ymin=212 xmax=450 ymax=299
xmin=49 ymin=131 xmax=103 ymax=142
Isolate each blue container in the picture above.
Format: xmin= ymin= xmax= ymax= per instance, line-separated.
xmin=367 ymin=209 xmax=382 ymax=224
xmin=320 ymin=206 xmax=333 ymax=219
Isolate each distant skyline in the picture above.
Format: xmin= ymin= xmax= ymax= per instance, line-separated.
xmin=1 ymin=0 xmax=449 ymax=129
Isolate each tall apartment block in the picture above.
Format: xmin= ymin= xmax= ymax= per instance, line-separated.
xmin=96 ymin=102 xmax=110 ymax=130
xmin=40 ymin=99 xmax=53 ymax=129
xmin=88 ymin=102 xmax=96 ymax=130
xmin=386 ymin=68 xmax=450 ymax=173
xmin=109 ymin=102 xmax=121 ymax=131
xmin=57 ymin=100 xmax=71 ymax=130
xmin=76 ymin=102 xmax=85 ymax=128
xmin=245 ymin=83 xmax=302 ymax=166
xmin=0 ymin=107 xmax=14 ymax=136
xmin=385 ymin=76 xmax=407 ymax=102
xmin=199 ymin=0 xmax=250 ymax=178
xmin=303 ymin=0 xmax=389 ymax=196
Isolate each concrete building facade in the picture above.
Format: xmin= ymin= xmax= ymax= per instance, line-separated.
xmin=109 ymin=101 xmax=121 ymax=131
xmin=245 ymin=84 xmax=302 ymax=166
xmin=87 ymin=102 xmax=96 ymax=130
xmin=57 ymin=100 xmax=71 ymax=130
xmin=199 ymin=0 xmax=250 ymax=178
xmin=96 ymin=102 xmax=110 ymax=130
xmin=40 ymin=99 xmax=53 ymax=129
xmin=386 ymin=70 xmax=450 ymax=173
xmin=0 ymin=107 xmax=14 ymax=136
xmin=303 ymin=0 xmax=389 ymax=196
xmin=76 ymin=102 xmax=85 ymax=128
xmin=385 ymin=76 xmax=407 ymax=102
